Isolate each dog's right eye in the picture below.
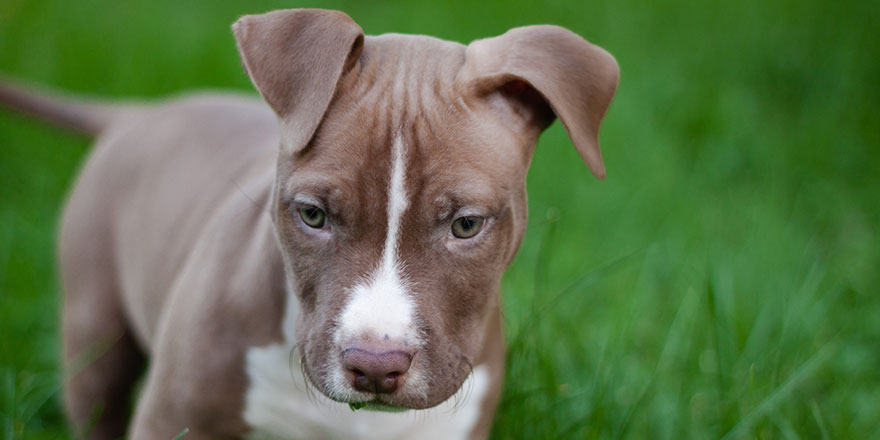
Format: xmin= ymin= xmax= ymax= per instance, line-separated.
xmin=451 ymin=216 xmax=485 ymax=239
xmin=298 ymin=206 xmax=326 ymax=228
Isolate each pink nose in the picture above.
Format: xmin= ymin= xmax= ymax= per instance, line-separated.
xmin=342 ymin=348 xmax=413 ymax=394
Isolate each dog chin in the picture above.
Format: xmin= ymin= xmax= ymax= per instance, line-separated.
xmin=349 ymin=401 xmax=410 ymax=413
xmin=330 ymin=393 xmax=452 ymax=411
xmin=321 ymin=386 xmax=440 ymax=411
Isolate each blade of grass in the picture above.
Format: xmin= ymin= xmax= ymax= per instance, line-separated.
xmin=770 ymin=412 xmax=801 ymax=440
xmin=811 ymin=399 xmax=830 ymax=440
xmin=509 ymin=248 xmax=645 ymax=349
xmin=614 ymin=285 xmax=700 ymax=439
xmin=720 ymin=341 xmax=836 ymax=440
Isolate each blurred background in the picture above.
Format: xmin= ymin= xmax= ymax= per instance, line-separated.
xmin=1 ymin=0 xmax=878 ymax=438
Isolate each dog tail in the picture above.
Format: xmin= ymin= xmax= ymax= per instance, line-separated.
xmin=0 ymin=76 xmax=125 ymax=136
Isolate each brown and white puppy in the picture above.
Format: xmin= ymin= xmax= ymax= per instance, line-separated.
xmin=0 ymin=8 xmax=617 ymax=440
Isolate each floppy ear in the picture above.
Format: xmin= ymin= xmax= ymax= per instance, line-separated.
xmin=458 ymin=25 xmax=619 ymax=179
xmin=233 ymin=9 xmax=364 ymax=153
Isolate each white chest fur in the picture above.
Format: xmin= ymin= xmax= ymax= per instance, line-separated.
xmin=242 ymin=292 xmax=490 ymax=440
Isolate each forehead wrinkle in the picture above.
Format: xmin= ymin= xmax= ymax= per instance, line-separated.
xmin=350 ymin=35 xmax=466 ymax=135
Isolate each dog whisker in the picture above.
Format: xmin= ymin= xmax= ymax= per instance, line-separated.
xmin=448 ymin=354 xmax=476 ymax=415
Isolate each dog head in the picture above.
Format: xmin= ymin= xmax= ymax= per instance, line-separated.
xmin=233 ymin=9 xmax=617 ymax=410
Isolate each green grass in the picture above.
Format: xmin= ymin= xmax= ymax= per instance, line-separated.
xmin=1 ymin=0 xmax=878 ymax=438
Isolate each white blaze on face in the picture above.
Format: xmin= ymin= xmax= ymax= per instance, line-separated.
xmin=335 ymin=135 xmax=419 ymax=347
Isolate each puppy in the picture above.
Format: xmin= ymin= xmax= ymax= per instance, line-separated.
xmin=0 ymin=8 xmax=617 ymax=439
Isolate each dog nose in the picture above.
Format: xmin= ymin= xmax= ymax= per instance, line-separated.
xmin=342 ymin=347 xmax=413 ymax=394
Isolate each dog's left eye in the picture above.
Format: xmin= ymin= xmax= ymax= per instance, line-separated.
xmin=298 ymin=206 xmax=326 ymax=228
xmin=451 ymin=216 xmax=485 ymax=239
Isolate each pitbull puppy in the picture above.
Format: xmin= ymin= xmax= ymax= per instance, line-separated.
xmin=0 ymin=8 xmax=617 ymax=439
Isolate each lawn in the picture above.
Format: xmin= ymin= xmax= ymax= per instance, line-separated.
xmin=1 ymin=0 xmax=878 ymax=438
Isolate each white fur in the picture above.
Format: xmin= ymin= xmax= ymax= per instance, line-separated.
xmin=243 ymin=289 xmax=491 ymax=439
xmin=334 ymin=134 xmax=419 ymax=348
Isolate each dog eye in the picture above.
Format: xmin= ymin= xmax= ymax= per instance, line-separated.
xmin=298 ymin=206 xmax=326 ymax=228
xmin=451 ymin=216 xmax=485 ymax=239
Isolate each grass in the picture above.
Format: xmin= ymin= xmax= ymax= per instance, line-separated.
xmin=1 ymin=0 xmax=878 ymax=438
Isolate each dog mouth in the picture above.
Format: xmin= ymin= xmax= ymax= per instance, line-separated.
xmin=348 ymin=400 xmax=410 ymax=413
xmin=334 ymin=381 xmax=425 ymax=411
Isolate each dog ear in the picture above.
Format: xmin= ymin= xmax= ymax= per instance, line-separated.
xmin=458 ymin=26 xmax=619 ymax=179
xmin=233 ymin=9 xmax=364 ymax=153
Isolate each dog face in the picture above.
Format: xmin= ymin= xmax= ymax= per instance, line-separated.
xmin=234 ymin=9 xmax=618 ymax=409
xmin=270 ymin=39 xmax=533 ymax=408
